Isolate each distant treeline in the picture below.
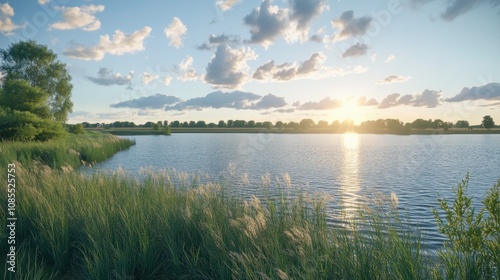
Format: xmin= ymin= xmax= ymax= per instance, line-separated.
xmin=81 ymin=116 xmax=496 ymax=132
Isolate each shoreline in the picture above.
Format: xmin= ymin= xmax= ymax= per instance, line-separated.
xmin=92 ymin=127 xmax=500 ymax=135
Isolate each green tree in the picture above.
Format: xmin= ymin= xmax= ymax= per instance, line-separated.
xmin=263 ymin=121 xmax=272 ymax=129
xmin=217 ymin=120 xmax=226 ymax=128
xmin=0 ymin=79 xmax=50 ymax=118
xmin=299 ymin=118 xmax=315 ymax=129
xmin=275 ymin=121 xmax=284 ymax=129
xmin=482 ymin=115 xmax=495 ymax=130
xmin=171 ymin=120 xmax=181 ymax=127
xmin=454 ymin=120 xmax=470 ymax=128
xmin=1 ymin=40 xmax=73 ymax=122
xmin=164 ymin=125 xmax=171 ymax=135
xmin=68 ymin=123 xmax=84 ymax=134
xmin=246 ymin=120 xmax=256 ymax=127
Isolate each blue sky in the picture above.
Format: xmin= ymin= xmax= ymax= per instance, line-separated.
xmin=1 ymin=0 xmax=499 ymax=125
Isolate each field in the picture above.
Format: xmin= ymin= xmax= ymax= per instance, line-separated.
xmin=1 ymin=132 xmax=499 ymax=279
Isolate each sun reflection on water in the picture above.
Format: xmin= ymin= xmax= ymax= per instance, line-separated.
xmin=338 ymin=133 xmax=362 ymax=220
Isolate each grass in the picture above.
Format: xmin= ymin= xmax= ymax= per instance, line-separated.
xmin=1 ymin=166 xmax=433 ymax=279
xmin=0 ymin=131 xmax=135 ymax=169
xmin=0 ymin=134 xmax=498 ymax=279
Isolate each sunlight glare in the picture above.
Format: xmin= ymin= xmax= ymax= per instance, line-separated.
xmin=342 ymin=133 xmax=360 ymax=150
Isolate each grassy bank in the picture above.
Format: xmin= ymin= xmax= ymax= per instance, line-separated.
xmin=0 ymin=131 xmax=135 ymax=170
xmin=1 ymin=163 xmax=499 ymax=279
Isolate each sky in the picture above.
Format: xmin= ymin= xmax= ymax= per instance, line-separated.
xmin=0 ymin=0 xmax=499 ymax=125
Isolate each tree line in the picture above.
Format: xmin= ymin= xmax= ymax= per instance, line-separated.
xmin=86 ymin=116 xmax=496 ymax=132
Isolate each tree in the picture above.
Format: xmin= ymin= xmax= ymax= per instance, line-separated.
xmin=263 ymin=121 xmax=272 ymax=129
xmin=275 ymin=121 xmax=284 ymax=129
xmin=299 ymin=118 xmax=315 ymax=129
xmin=1 ymin=40 xmax=73 ymax=122
xmin=454 ymin=120 xmax=469 ymax=128
xmin=0 ymin=79 xmax=50 ymax=118
xmin=217 ymin=120 xmax=226 ymax=128
xmin=482 ymin=115 xmax=495 ymax=130
xmin=247 ymin=120 xmax=256 ymax=127
xmin=171 ymin=120 xmax=181 ymax=127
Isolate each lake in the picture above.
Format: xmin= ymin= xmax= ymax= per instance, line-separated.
xmin=84 ymin=133 xmax=500 ymax=249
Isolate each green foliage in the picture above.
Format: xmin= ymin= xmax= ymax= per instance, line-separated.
xmin=1 ymin=40 xmax=73 ymax=122
xmin=482 ymin=115 xmax=495 ymax=130
xmin=0 ymin=131 xmax=134 ymax=169
xmin=455 ymin=120 xmax=470 ymax=128
xmin=433 ymin=174 xmax=500 ymax=279
xmin=299 ymin=118 xmax=315 ymax=129
xmin=0 ymin=110 xmax=66 ymax=142
xmin=164 ymin=125 xmax=171 ymax=135
xmin=0 ymin=79 xmax=50 ymax=118
xmin=68 ymin=123 xmax=84 ymax=134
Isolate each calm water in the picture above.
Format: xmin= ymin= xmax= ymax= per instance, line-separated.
xmin=84 ymin=133 xmax=500 ymax=249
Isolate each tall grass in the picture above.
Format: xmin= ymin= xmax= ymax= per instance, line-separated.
xmin=0 ymin=164 xmax=434 ymax=279
xmin=0 ymin=131 xmax=135 ymax=169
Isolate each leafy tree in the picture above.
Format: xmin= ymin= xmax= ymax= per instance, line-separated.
xmin=233 ymin=120 xmax=246 ymax=127
xmin=1 ymin=40 xmax=73 ymax=122
xmin=208 ymin=122 xmax=217 ymax=128
xmin=68 ymin=123 xmax=84 ymax=134
xmin=217 ymin=120 xmax=226 ymax=128
xmin=317 ymin=120 xmax=329 ymax=128
xmin=152 ymin=123 xmax=161 ymax=131
xmin=0 ymin=79 xmax=50 ymax=118
xmin=182 ymin=121 xmax=189 ymax=127
xmin=0 ymin=110 xmax=65 ymax=141
xmin=195 ymin=121 xmax=207 ymax=127
xmin=247 ymin=120 xmax=256 ymax=127
xmin=299 ymin=118 xmax=315 ymax=129
xmin=171 ymin=120 xmax=181 ymax=127
xmin=263 ymin=121 xmax=272 ymax=129
xmin=227 ymin=120 xmax=234 ymax=127
xmin=287 ymin=121 xmax=299 ymax=129
xmin=411 ymin=118 xmax=431 ymax=129
xmin=275 ymin=121 xmax=284 ymax=129
xmin=454 ymin=120 xmax=470 ymax=128
xmin=482 ymin=115 xmax=495 ymax=130
xmin=164 ymin=125 xmax=171 ymax=135
xmin=189 ymin=121 xmax=196 ymax=127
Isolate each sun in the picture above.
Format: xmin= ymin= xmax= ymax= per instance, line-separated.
xmin=340 ymin=98 xmax=362 ymax=124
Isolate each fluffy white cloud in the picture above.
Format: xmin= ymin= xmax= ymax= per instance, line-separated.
xmin=0 ymin=3 xmax=23 ymax=35
xmin=332 ymin=10 xmax=372 ymax=41
xmin=298 ymin=97 xmax=343 ymax=110
xmin=376 ymin=74 xmax=411 ymax=84
xmin=164 ymin=17 xmax=187 ymax=48
xmin=142 ymin=72 xmax=158 ymax=85
xmin=445 ymin=83 xmax=500 ymax=102
xmin=243 ymin=0 xmax=289 ymax=47
xmin=378 ymin=89 xmax=442 ymax=109
xmin=216 ymin=0 xmax=241 ymax=11
xmin=175 ymin=56 xmax=198 ymax=81
xmin=289 ymin=0 xmax=327 ymax=41
xmin=87 ymin=68 xmax=133 ymax=89
xmin=253 ymin=52 xmax=328 ymax=81
xmin=204 ymin=44 xmax=257 ymax=89
xmin=50 ymin=5 xmax=105 ymax=31
xmin=64 ymin=26 xmax=152 ymax=61
xmin=341 ymin=43 xmax=368 ymax=58
xmin=197 ymin=34 xmax=240 ymax=50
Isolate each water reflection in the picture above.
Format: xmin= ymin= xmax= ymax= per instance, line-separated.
xmin=338 ymin=133 xmax=362 ymax=219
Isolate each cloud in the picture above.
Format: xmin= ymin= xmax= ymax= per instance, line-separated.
xmin=385 ymin=54 xmax=396 ymax=63
xmin=253 ymin=52 xmax=328 ymax=81
xmin=163 ymin=76 xmax=172 ymax=86
xmin=38 ymin=0 xmax=51 ymax=4
xmin=376 ymin=74 xmax=411 ymax=84
xmin=341 ymin=43 xmax=368 ymax=58
xmin=378 ymin=89 xmax=442 ymax=108
xmin=50 ymin=5 xmax=105 ymax=31
xmin=174 ymin=56 xmax=198 ymax=81
xmin=111 ymin=94 xmax=181 ymax=110
xmin=204 ymin=44 xmax=257 ymax=89
xmin=445 ymin=83 xmax=500 ymax=102
xmin=165 ymin=90 xmax=261 ymax=111
xmin=142 ymin=72 xmax=158 ymax=85
xmin=216 ymin=0 xmax=241 ymax=11
xmin=356 ymin=96 xmax=379 ymax=106
xmin=250 ymin=94 xmax=287 ymax=109
xmin=87 ymin=68 xmax=133 ymax=88
xmin=332 ymin=10 xmax=372 ymax=41
xmin=197 ymin=34 xmax=240 ymax=50
xmin=478 ymin=101 xmax=500 ymax=107
xmin=0 ymin=3 xmax=23 ymax=35
xmin=165 ymin=17 xmax=187 ymax=48
xmin=289 ymin=0 xmax=327 ymax=41
xmin=63 ymin=26 xmax=152 ymax=61
xmin=409 ymin=0 xmax=499 ymax=21
xmin=298 ymin=97 xmax=343 ymax=110
xmin=243 ymin=0 xmax=289 ymax=47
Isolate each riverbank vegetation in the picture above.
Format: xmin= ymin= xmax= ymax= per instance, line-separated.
xmin=1 ymin=157 xmax=499 ymax=278
xmin=0 ymin=131 xmax=135 ymax=170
